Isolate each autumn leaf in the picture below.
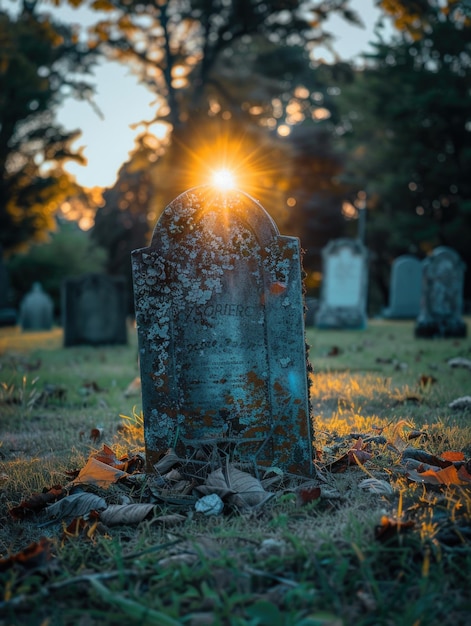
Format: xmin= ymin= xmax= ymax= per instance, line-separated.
xmin=201 ymin=465 xmax=273 ymax=510
xmin=9 ymin=485 xmax=65 ymax=519
xmin=419 ymin=374 xmax=437 ymax=388
xmin=0 ymin=537 xmax=54 ymax=573
xmin=99 ymin=503 xmax=156 ymax=525
xmin=70 ymin=457 xmax=129 ymax=489
xmin=375 ymin=516 xmax=415 ymax=542
xmin=441 ymin=451 xmax=465 ymax=462
xmin=347 ymin=437 xmax=372 ymax=465
xmin=45 ymin=491 xmax=107 ymax=520
xmin=62 ymin=516 xmax=104 ymax=543
xmin=406 ymin=464 xmax=470 ymax=486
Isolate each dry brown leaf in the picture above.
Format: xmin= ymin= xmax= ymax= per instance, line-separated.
xmin=225 ymin=465 xmax=273 ymax=510
xmin=45 ymin=492 xmax=107 ymax=520
xmin=100 ymin=503 xmax=155 ymax=525
xmin=153 ymin=448 xmax=181 ymax=474
xmin=70 ymin=458 xmax=128 ymax=489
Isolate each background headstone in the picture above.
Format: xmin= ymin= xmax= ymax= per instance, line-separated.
xmin=19 ymin=282 xmax=54 ymax=331
xmin=132 ymin=186 xmax=313 ymax=475
xmin=415 ymin=246 xmax=467 ymax=338
xmin=315 ymin=238 xmax=368 ymax=329
xmin=62 ymin=274 xmax=128 ymax=346
xmin=383 ymin=255 xmax=422 ymax=319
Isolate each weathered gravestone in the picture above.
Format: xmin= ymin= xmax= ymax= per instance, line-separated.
xmin=315 ymin=238 xmax=368 ymax=329
xmin=383 ymin=255 xmax=422 ymax=319
xmin=19 ymin=282 xmax=54 ymax=331
xmin=415 ymin=247 xmax=467 ymax=338
xmin=62 ymin=274 xmax=128 ymax=346
xmin=132 ymin=186 xmax=313 ymax=475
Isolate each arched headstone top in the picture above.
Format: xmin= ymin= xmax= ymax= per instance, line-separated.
xmin=150 ymin=186 xmax=280 ymax=251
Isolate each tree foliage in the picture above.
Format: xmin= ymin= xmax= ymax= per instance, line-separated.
xmin=336 ymin=0 xmax=471 ymax=306
xmin=85 ymin=0 xmax=360 ymax=298
xmin=0 ymin=0 xmax=98 ymax=254
xmin=7 ymin=219 xmax=106 ymax=314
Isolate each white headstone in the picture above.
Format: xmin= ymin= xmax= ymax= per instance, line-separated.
xmin=315 ymin=239 xmax=368 ymax=329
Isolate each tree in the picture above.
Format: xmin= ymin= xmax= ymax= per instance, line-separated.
xmin=336 ymin=0 xmax=471 ymax=307
xmin=85 ymin=1 xmax=361 ymax=300
xmin=0 ymin=0 xmax=99 ymax=254
xmin=91 ymin=155 xmax=155 ymax=312
xmin=7 ymin=219 xmax=107 ymax=315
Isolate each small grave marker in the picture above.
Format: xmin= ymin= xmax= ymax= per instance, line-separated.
xmin=62 ymin=274 xmax=128 ymax=346
xmin=132 ymin=187 xmax=313 ymax=475
xmin=415 ymin=246 xmax=467 ymax=338
xmin=315 ymin=238 xmax=368 ymax=329
xmin=383 ymin=255 xmax=422 ymax=319
xmin=19 ymin=282 xmax=54 ymax=331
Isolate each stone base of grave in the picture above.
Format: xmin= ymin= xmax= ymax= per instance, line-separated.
xmin=414 ymin=316 xmax=467 ymax=338
xmin=315 ymin=305 xmax=367 ymax=330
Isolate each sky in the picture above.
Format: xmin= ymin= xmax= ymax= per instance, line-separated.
xmin=53 ymin=2 xmax=390 ymax=189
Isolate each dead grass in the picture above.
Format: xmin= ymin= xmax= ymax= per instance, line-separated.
xmin=1 ymin=319 xmax=471 ymax=625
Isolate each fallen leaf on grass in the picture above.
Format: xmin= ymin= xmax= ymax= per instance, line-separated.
xmin=0 ymin=537 xmax=54 ymax=573
xmin=441 ymin=451 xmax=465 ymax=462
xmin=45 ymin=491 xmax=107 ymax=520
xmin=406 ymin=464 xmax=471 ymax=486
xmin=200 ymin=465 xmax=273 ymax=510
xmin=419 ymin=374 xmax=438 ymax=388
xmin=401 ymin=447 xmax=453 ymax=469
xmin=90 ymin=427 xmax=104 ymax=442
xmin=359 ymin=478 xmax=394 ymax=495
xmin=375 ymin=515 xmax=415 ymax=542
xmin=70 ymin=458 xmax=129 ymax=489
xmin=99 ymin=503 xmax=155 ymax=525
xmin=324 ymin=438 xmax=373 ymax=472
xmin=9 ymin=485 xmax=65 ymax=519
xmin=92 ymin=444 xmax=144 ymax=473
xmin=62 ymin=516 xmax=104 ymax=542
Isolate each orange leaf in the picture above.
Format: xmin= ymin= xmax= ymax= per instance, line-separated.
xmin=71 ymin=457 xmax=128 ymax=489
xmin=440 ymin=451 xmax=465 ymax=462
xmin=0 ymin=537 xmax=53 ymax=572
xmin=419 ymin=464 xmax=466 ymax=485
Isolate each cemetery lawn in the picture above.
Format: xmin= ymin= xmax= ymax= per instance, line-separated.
xmin=1 ymin=319 xmax=471 ymax=625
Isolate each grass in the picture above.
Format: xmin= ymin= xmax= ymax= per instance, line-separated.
xmin=1 ymin=319 xmax=471 ymax=625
